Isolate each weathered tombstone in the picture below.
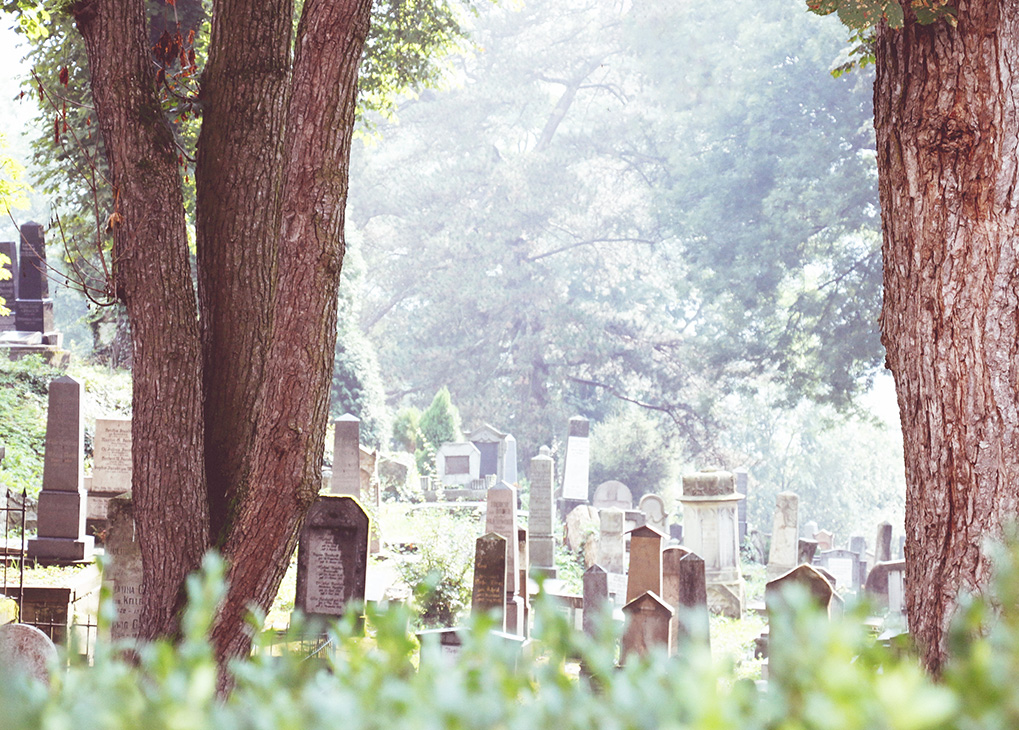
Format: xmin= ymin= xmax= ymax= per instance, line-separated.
xmin=798 ymin=538 xmax=819 ymax=565
xmin=87 ymin=417 xmax=133 ymax=530
xmin=765 ymin=564 xmax=841 ymax=675
xmin=597 ymin=507 xmax=626 ymax=574
xmin=677 ymin=552 xmax=710 ymax=645
xmin=734 ymin=468 xmax=749 ymax=543
xmin=295 ymin=495 xmax=369 ymax=623
xmin=865 ymin=559 xmax=907 ymax=614
xmin=621 ymin=591 xmax=673 ymax=662
xmin=28 ymin=376 xmax=95 ymax=561
xmin=669 ymin=523 xmax=684 ymax=544
xmin=14 ymin=223 xmax=56 ymax=338
xmin=802 ymin=520 xmax=819 ymax=539
xmin=485 ymin=481 xmax=522 ymax=635
xmin=814 ymin=529 xmax=834 ymax=552
xmin=436 ymin=442 xmax=481 ymax=486
xmin=816 ymin=548 xmax=864 ymax=593
xmin=528 ymin=446 xmax=556 ymax=577
xmin=0 ymin=240 xmax=17 ymax=331
xmin=330 ymin=414 xmax=361 ymax=497
xmin=849 ymin=535 xmax=867 ymax=556
xmin=517 ymin=527 xmax=530 ymax=637
xmin=503 ymin=434 xmax=518 ymax=484
xmin=471 ymin=532 xmax=507 ymax=631
xmin=104 ymin=495 xmax=143 ymax=640
xmin=874 ymin=521 xmax=893 ymax=563
xmin=767 ymin=491 xmax=799 ymax=579
xmin=560 ymin=416 xmax=590 ymax=508
xmin=678 ymin=470 xmax=745 ymax=617
xmin=0 ymin=623 xmax=57 ymax=685
xmin=639 ymin=493 xmax=668 ymax=534
xmin=626 ymin=525 xmax=664 ymax=603
xmin=582 ymin=564 xmax=609 ymax=637
xmin=592 ymin=480 xmax=633 ymax=511
xmin=661 ymin=545 xmax=690 ymax=650
xmin=564 ymin=504 xmax=599 ymax=555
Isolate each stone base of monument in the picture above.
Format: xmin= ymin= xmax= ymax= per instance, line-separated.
xmin=504 ymin=594 xmax=525 ymax=636
xmin=26 ymin=535 xmax=95 ymax=562
xmin=707 ymin=580 xmax=744 ymax=619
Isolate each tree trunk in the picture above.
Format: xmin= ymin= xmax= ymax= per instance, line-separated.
xmin=874 ymin=1 xmax=1019 ymax=672
xmin=71 ymin=0 xmax=210 ymax=636
xmin=71 ymin=0 xmax=373 ymax=665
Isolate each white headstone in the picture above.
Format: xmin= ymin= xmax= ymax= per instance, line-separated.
xmin=561 ymin=417 xmax=590 ymax=501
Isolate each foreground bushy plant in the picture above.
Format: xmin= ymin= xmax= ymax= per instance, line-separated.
xmin=19 ymin=543 xmax=1019 ymax=729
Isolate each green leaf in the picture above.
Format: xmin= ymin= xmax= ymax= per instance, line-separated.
xmin=884 ymin=1 xmax=905 ymax=28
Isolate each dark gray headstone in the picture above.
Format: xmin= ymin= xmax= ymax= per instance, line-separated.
xmin=14 ymin=222 xmax=54 ymax=334
xmin=875 ymin=521 xmax=893 ymax=563
xmin=471 ymin=532 xmax=507 ymax=631
xmin=798 ymin=538 xmax=818 ymax=565
xmin=582 ymin=563 xmax=609 ymax=636
xmin=295 ymin=495 xmax=369 ymax=621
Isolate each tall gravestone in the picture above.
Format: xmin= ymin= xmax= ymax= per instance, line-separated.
xmin=503 ymin=434 xmax=518 ymax=484
xmin=626 ymin=525 xmax=664 ymax=603
xmin=679 ymin=471 xmax=745 ymax=617
xmin=528 ymin=446 xmax=556 ymax=577
xmin=485 ymin=481 xmax=523 ymax=635
xmin=0 ymin=240 xmax=17 ymax=331
xmin=14 ymin=223 xmax=55 ymax=338
xmin=331 ymin=415 xmax=361 ymax=497
xmin=767 ymin=491 xmax=800 ymax=579
xmin=582 ymin=564 xmax=609 ymax=637
xmin=597 ymin=507 xmax=626 ymax=574
xmin=295 ymin=495 xmax=369 ymax=623
xmin=621 ymin=592 xmax=673 ymax=662
xmin=517 ymin=527 xmax=530 ymax=637
xmin=28 ymin=376 xmax=94 ymax=561
xmin=677 ymin=552 xmax=710 ymax=644
xmin=560 ymin=416 xmax=590 ymax=510
xmin=874 ymin=521 xmax=893 ymax=563
xmin=105 ymin=496 xmax=144 ymax=640
xmin=662 ymin=545 xmax=687 ymax=650
xmin=471 ymin=532 xmax=507 ymax=631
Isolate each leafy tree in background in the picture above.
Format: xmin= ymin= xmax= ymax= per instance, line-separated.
xmin=588 ymin=408 xmax=676 ymax=502
xmin=809 ymin=0 xmax=1017 ymax=672
xmin=417 ymin=386 xmax=462 ymax=474
xmin=4 ymin=0 xmax=475 ymax=677
xmin=348 ymin=0 xmax=883 ymax=461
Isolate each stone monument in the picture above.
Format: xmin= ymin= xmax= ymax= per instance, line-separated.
xmin=527 ymin=446 xmax=556 ymax=577
xmin=678 ymin=470 xmax=744 ymax=617
xmin=295 ymin=495 xmax=369 ymax=623
xmin=621 ymin=592 xmax=673 ymax=662
xmin=638 ymin=493 xmax=667 ymax=534
xmin=471 ymin=532 xmax=507 ymax=630
xmin=767 ymin=491 xmax=800 ymax=579
xmin=28 ymin=376 xmax=94 ymax=561
xmin=331 ymin=414 xmax=361 ymax=497
xmin=485 ymin=481 xmax=523 ymax=635
xmin=592 ymin=480 xmax=633 ymax=511
xmin=626 ymin=525 xmax=664 ymax=603
xmin=560 ymin=416 xmax=590 ymax=509
xmin=105 ymin=495 xmax=144 ymax=640
xmin=87 ymin=417 xmax=132 ymax=530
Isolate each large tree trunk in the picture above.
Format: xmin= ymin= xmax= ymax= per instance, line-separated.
xmin=71 ymin=0 xmax=373 ymax=665
xmin=875 ymin=1 xmax=1019 ymax=672
xmin=71 ymin=0 xmax=210 ymax=636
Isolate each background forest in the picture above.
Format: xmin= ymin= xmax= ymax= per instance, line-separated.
xmin=0 ymin=0 xmax=905 ymax=541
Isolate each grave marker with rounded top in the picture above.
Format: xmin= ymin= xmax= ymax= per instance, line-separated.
xmin=638 ymin=493 xmax=667 ymax=533
xmin=592 ymin=480 xmax=633 ymax=511
xmin=0 ymin=623 xmax=57 ymax=685
xmin=295 ymin=495 xmax=369 ymax=623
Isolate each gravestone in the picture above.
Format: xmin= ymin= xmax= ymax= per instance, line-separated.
xmin=560 ymin=416 xmax=590 ymax=505
xmin=679 ymin=471 xmax=745 ymax=617
xmin=874 ymin=521 xmax=893 ymax=563
xmin=814 ymin=529 xmax=834 ymax=552
xmin=597 ymin=507 xmax=626 ymax=574
xmin=677 ymin=553 xmax=709 ymax=643
xmin=592 ymin=480 xmax=633 ymax=511
xmin=485 ymin=481 xmax=522 ymax=635
xmin=28 ymin=376 xmax=94 ymax=561
xmin=295 ymin=495 xmax=369 ymax=622
xmin=898 ymin=534 xmax=906 ymax=559
xmin=436 ymin=442 xmax=481 ymax=486
xmin=105 ymin=496 xmax=144 ymax=640
xmin=0 ymin=240 xmax=17 ymax=331
xmin=626 ymin=525 xmax=664 ymax=603
xmin=802 ymin=520 xmax=819 ymax=539
xmin=639 ymin=493 xmax=667 ymax=533
xmin=517 ymin=527 xmax=530 ymax=637
xmin=330 ymin=415 xmax=361 ymax=497
xmin=767 ymin=491 xmax=799 ymax=579
xmin=734 ymin=468 xmax=749 ymax=543
xmin=798 ymin=538 xmax=818 ymax=565
xmin=661 ymin=545 xmax=690 ymax=650
xmin=14 ymin=223 xmax=56 ymax=337
xmin=503 ymin=434 xmax=518 ymax=484
xmin=528 ymin=446 xmax=556 ymax=577
xmin=766 ymin=564 xmax=840 ymax=619
xmin=850 ymin=535 xmax=867 ymax=556
xmin=564 ymin=504 xmax=599 ymax=553
xmin=471 ymin=532 xmax=507 ymax=631
xmin=0 ymin=623 xmax=58 ymax=685
xmin=816 ymin=548 xmax=864 ymax=593
xmin=582 ymin=564 xmax=609 ymax=637
xmin=87 ymin=417 xmax=132 ymax=529
xmin=865 ymin=559 xmax=907 ymax=615
xmin=468 ymin=424 xmax=515 ymax=482
xmin=621 ymin=592 xmax=673 ymax=662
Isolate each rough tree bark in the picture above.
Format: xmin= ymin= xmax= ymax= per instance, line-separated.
xmin=70 ymin=0 xmax=373 ymax=667
xmin=874 ymin=1 xmax=1019 ymax=672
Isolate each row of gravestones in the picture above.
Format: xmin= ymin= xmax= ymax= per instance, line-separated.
xmin=0 ymin=223 xmax=66 ymax=360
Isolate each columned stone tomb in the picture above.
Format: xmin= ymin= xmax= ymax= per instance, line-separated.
xmin=678 ymin=470 xmax=744 ymax=618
